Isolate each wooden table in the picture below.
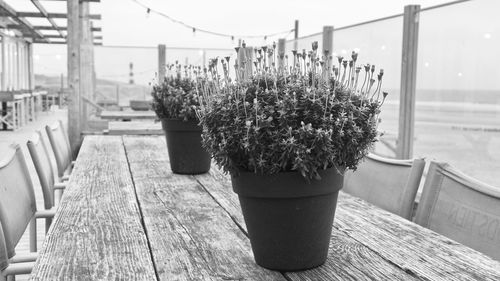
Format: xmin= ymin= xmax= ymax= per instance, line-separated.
xmin=99 ymin=110 xmax=157 ymax=121
xmin=29 ymin=136 xmax=500 ymax=280
xmin=107 ymin=121 xmax=163 ymax=135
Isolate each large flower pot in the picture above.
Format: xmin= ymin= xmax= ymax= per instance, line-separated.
xmin=161 ymin=119 xmax=211 ymax=174
xmin=231 ymin=168 xmax=343 ymax=271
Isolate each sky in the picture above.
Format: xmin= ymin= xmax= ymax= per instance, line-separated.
xmin=16 ymin=0 xmax=498 ymax=90
xmin=97 ymin=0 xmax=454 ymax=48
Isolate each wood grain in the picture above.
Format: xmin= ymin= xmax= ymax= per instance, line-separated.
xmin=195 ymin=161 xmax=500 ymax=280
xmin=29 ymin=136 xmax=157 ymax=280
xmin=108 ymin=121 xmax=163 ymax=135
xmin=123 ymin=136 xmax=285 ymax=281
xmin=100 ymin=110 xmax=156 ymax=120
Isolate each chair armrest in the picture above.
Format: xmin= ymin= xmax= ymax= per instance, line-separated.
xmin=2 ymin=261 xmax=35 ymax=275
xmin=35 ymin=208 xmax=56 ymax=219
xmin=10 ymin=253 xmax=38 ymax=263
xmin=54 ymin=182 xmax=66 ymax=190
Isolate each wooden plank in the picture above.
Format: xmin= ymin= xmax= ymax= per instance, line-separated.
xmin=100 ymin=110 xmax=157 ymax=120
xmin=194 ymin=167 xmax=500 ymax=280
xmin=108 ymin=121 xmax=163 ymax=135
xmin=397 ymin=5 xmax=420 ymax=159
xmin=29 ymin=136 xmax=158 ymax=280
xmin=123 ymin=136 xmax=285 ymax=281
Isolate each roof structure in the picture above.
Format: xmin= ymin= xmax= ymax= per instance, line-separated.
xmin=0 ymin=0 xmax=102 ymax=44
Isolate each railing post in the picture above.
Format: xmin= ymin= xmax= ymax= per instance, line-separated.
xmin=158 ymin=44 xmax=166 ymax=82
xmin=67 ymin=0 xmax=81 ymax=157
xmin=397 ymin=5 xmax=420 ymax=159
xmin=322 ymin=26 xmax=334 ymax=78
xmin=277 ymin=38 xmax=286 ymax=72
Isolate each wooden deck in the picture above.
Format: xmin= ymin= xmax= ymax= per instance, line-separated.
xmin=29 ymin=135 xmax=500 ymax=280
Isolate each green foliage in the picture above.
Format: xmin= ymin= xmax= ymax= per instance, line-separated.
xmin=199 ymin=69 xmax=385 ymax=180
xmin=151 ymin=73 xmax=199 ymax=121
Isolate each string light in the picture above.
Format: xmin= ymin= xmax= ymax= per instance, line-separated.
xmin=129 ymin=0 xmax=294 ymax=40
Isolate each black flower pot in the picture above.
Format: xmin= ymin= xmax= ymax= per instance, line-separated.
xmin=231 ymin=168 xmax=343 ymax=271
xmin=161 ymin=119 xmax=211 ymax=174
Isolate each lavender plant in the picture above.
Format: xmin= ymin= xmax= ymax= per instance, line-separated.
xmin=197 ymin=42 xmax=387 ymax=180
xmin=151 ymin=62 xmax=201 ymax=121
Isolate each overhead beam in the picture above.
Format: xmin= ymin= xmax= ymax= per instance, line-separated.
xmin=8 ymin=25 xmax=102 ymax=32
xmin=43 ymin=34 xmax=102 ymax=40
xmin=35 ymin=25 xmax=101 ymax=31
xmin=17 ymin=12 xmax=101 ymax=20
xmin=39 ymin=0 xmax=100 ymax=2
xmin=32 ymin=40 xmax=102 ymax=45
xmin=30 ymin=0 xmax=65 ymax=38
xmin=0 ymin=0 xmax=46 ymax=41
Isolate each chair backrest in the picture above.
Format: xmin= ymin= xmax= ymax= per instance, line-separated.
xmin=0 ymin=144 xmax=37 ymax=258
xmin=27 ymin=130 xmax=56 ymax=209
xmin=343 ymin=153 xmax=425 ymax=220
xmin=46 ymin=120 xmax=71 ymax=178
xmin=414 ymin=161 xmax=500 ymax=260
xmin=0 ymin=222 xmax=9 ymax=271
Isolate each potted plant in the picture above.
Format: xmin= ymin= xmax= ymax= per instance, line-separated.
xmin=197 ymin=43 xmax=387 ymax=270
xmin=151 ymin=63 xmax=211 ymax=174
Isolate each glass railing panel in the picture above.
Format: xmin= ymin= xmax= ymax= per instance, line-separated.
xmin=333 ymin=16 xmax=404 ymax=157
xmin=415 ymin=0 xmax=500 ymax=186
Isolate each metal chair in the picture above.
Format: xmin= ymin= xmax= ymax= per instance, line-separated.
xmin=0 ymin=221 xmax=34 ymax=281
xmin=0 ymin=144 xmax=55 ymax=256
xmin=343 ymin=153 xmax=425 ymax=220
xmin=414 ymin=161 xmax=500 ymax=261
xmin=45 ymin=120 xmax=74 ymax=181
xmin=27 ymin=130 xmax=67 ymax=208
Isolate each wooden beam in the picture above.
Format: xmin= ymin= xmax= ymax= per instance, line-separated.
xmin=0 ymin=0 xmax=46 ymax=40
xmin=396 ymin=5 xmax=420 ymax=159
xmin=79 ymin=0 xmax=94 ymax=131
xmin=42 ymin=0 xmax=99 ymax=1
xmin=8 ymin=25 xmax=101 ymax=32
xmin=30 ymin=0 xmax=65 ymax=38
xmin=17 ymin=12 xmax=101 ymax=20
xmin=67 ymin=0 xmax=81 ymax=156
xmin=43 ymin=34 xmax=102 ymax=39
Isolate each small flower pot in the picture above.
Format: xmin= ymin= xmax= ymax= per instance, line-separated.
xmin=161 ymin=119 xmax=211 ymax=174
xmin=231 ymin=168 xmax=343 ymax=271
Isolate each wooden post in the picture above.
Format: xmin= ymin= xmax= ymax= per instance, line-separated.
xmin=397 ymin=5 xmax=420 ymax=159
xmin=79 ymin=0 xmax=93 ymax=131
xmin=1 ymin=35 xmax=5 ymax=130
xmin=158 ymin=44 xmax=166 ymax=82
xmin=277 ymin=39 xmax=286 ymax=73
xmin=322 ymin=26 xmax=334 ymax=78
xmin=237 ymin=45 xmax=253 ymax=80
xmin=27 ymin=43 xmax=34 ymax=91
xmin=67 ymin=0 xmax=81 ymax=155
xmin=294 ymin=20 xmax=299 ymax=51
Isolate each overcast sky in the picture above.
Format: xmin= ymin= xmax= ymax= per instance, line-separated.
xmin=98 ymin=0 xmax=453 ymax=48
xmin=26 ymin=0 xmax=499 ymax=90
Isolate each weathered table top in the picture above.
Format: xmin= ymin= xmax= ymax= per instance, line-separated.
xmin=99 ymin=110 xmax=157 ymax=120
xmin=29 ymin=136 xmax=500 ymax=280
xmin=107 ymin=121 xmax=163 ymax=135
